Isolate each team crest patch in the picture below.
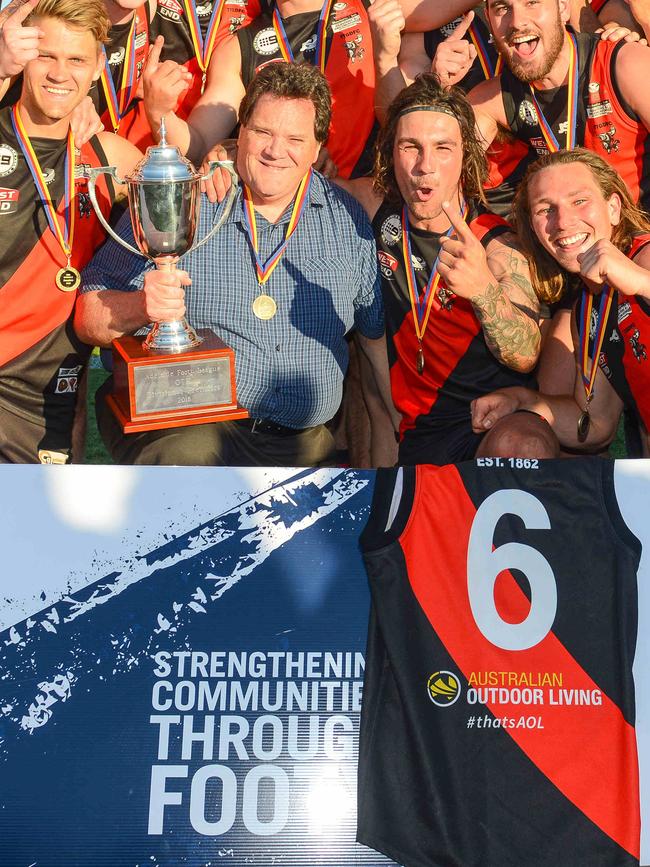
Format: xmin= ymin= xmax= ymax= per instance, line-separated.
xmin=108 ymin=46 xmax=125 ymax=66
xmin=588 ymin=81 xmax=600 ymax=93
xmin=427 ymin=671 xmax=461 ymax=707
xmin=254 ymin=27 xmax=280 ymax=55
xmin=380 ymin=213 xmax=401 ymax=246
xmin=0 ymin=143 xmax=18 ymax=178
xmin=55 ymin=365 xmax=82 ymax=394
xmin=518 ymin=99 xmax=538 ymax=126
xmin=0 ymin=187 xmax=18 ymax=214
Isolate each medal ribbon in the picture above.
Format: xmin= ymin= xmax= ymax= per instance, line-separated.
xmin=242 ymin=169 xmax=312 ymax=284
xmin=100 ymin=13 xmax=138 ymax=133
xmin=468 ymin=21 xmax=502 ymax=79
xmin=401 ymin=202 xmax=467 ymax=341
xmin=272 ymin=0 xmax=335 ymax=73
xmin=529 ymin=31 xmax=578 ymax=152
xmin=11 ymin=104 xmax=76 ymax=265
xmin=578 ymin=284 xmax=614 ymax=403
xmin=183 ymin=0 xmax=229 ymax=73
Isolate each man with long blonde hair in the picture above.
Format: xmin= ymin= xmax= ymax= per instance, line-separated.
xmin=472 ymin=147 xmax=650 ymax=454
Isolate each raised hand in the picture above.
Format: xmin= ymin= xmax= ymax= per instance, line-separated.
xmin=143 ymin=35 xmax=193 ymax=124
xmin=577 ymin=238 xmax=646 ymax=295
xmin=431 ymin=11 xmax=477 ymax=88
xmin=0 ymin=0 xmax=42 ymax=80
xmin=437 ymin=200 xmax=492 ymax=299
xmin=69 ymin=96 xmax=104 ymax=146
xmin=471 ymin=389 xmax=520 ymax=432
xmin=368 ymin=0 xmax=406 ymax=63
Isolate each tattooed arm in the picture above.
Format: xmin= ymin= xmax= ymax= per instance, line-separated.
xmin=437 ymin=205 xmax=541 ymax=373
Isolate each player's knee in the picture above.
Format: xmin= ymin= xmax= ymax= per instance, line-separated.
xmin=477 ymin=411 xmax=560 ymax=460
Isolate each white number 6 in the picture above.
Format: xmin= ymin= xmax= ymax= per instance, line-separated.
xmin=467 ymin=489 xmax=557 ymax=651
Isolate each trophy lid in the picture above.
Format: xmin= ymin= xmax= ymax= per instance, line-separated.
xmin=128 ymin=117 xmax=199 ymax=183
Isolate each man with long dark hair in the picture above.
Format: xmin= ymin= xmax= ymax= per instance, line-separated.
xmin=338 ymin=73 xmax=556 ymax=464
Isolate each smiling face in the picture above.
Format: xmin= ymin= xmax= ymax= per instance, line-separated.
xmin=21 ymin=16 xmax=103 ymax=131
xmin=486 ymin=0 xmax=567 ymax=82
xmin=392 ymin=110 xmax=464 ymax=229
xmin=237 ymin=94 xmax=321 ymax=213
xmin=528 ymin=162 xmax=621 ymax=271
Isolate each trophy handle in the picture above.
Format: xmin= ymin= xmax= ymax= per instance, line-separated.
xmin=191 ymin=160 xmax=239 ymax=252
xmin=85 ymin=166 xmax=143 ymax=258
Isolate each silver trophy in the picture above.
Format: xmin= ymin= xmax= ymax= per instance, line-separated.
xmin=86 ymin=118 xmax=238 ymax=354
xmin=84 ymin=120 xmax=248 ymax=433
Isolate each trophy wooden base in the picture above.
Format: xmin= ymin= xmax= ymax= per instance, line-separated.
xmin=109 ymin=329 xmax=249 ymax=434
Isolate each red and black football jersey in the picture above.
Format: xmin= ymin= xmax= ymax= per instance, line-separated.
xmin=359 ymin=458 xmax=641 ymax=867
xmin=151 ymin=0 xmax=262 ymax=121
xmin=499 ymin=32 xmax=650 ymax=213
xmin=575 ymin=235 xmax=650 ymax=433
xmin=372 ymin=199 xmax=535 ymax=464
xmin=0 ymin=108 xmax=114 ymax=460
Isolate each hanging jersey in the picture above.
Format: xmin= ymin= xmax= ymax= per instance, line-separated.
xmin=237 ymin=0 xmax=375 ymax=178
xmin=359 ymin=458 xmax=641 ymax=867
xmin=575 ymin=235 xmax=650 ymax=433
xmin=372 ymin=198 xmax=534 ymax=463
xmin=499 ymin=32 xmax=650 ymax=212
xmin=151 ymin=0 xmax=262 ymax=120
xmin=0 ymin=108 xmax=115 ymax=455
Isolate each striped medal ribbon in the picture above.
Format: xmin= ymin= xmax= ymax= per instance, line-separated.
xmin=242 ymin=169 xmax=313 ymax=319
xmin=468 ymin=21 xmax=502 ymax=79
xmin=100 ymin=12 xmax=138 ymax=133
xmin=183 ymin=0 xmax=229 ymax=90
xmin=272 ymin=0 xmax=335 ymax=73
xmin=576 ymin=284 xmax=614 ymax=441
xmin=529 ymin=31 xmax=579 ymax=152
xmin=401 ymin=202 xmax=467 ymax=375
xmin=11 ymin=104 xmax=79 ymax=293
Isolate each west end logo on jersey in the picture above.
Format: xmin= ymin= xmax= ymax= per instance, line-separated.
xmin=0 ymin=143 xmax=18 ymax=178
xmin=0 ymin=187 xmax=19 ymax=213
xmin=380 ymin=213 xmax=401 ymax=246
xmin=530 ymin=136 xmax=547 ymax=156
xmin=254 ymin=27 xmax=280 ymax=55
xmin=158 ymin=0 xmax=183 ymax=21
xmin=518 ymin=99 xmax=538 ymax=126
xmin=377 ymin=250 xmax=398 ymax=279
xmin=427 ymin=671 xmax=461 ymax=707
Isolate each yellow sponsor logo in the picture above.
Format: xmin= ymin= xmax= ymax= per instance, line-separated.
xmin=427 ymin=671 xmax=460 ymax=707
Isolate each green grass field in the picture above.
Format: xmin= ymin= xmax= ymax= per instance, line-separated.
xmin=82 ymin=362 xmax=628 ymax=464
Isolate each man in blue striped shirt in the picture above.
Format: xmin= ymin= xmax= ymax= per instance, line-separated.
xmin=75 ymin=63 xmax=386 ymax=466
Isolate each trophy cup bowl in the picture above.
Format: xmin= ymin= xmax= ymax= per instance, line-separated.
xmin=85 ymin=121 xmax=249 ymax=433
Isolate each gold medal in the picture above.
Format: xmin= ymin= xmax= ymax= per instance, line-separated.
xmin=253 ymin=294 xmax=277 ymax=320
xmin=55 ymin=266 xmax=81 ymax=292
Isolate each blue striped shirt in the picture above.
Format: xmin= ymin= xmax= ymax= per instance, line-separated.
xmin=81 ymin=173 xmax=383 ymax=427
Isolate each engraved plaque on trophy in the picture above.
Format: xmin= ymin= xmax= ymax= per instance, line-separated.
xmin=86 ymin=121 xmax=248 ymax=433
